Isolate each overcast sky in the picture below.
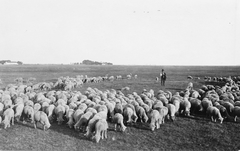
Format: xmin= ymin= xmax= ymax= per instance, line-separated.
xmin=0 ymin=0 xmax=239 ymax=65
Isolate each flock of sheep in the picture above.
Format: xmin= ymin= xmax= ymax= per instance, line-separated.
xmin=0 ymin=74 xmax=240 ymax=143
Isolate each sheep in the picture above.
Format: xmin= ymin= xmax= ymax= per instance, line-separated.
xmin=3 ymin=99 xmax=12 ymax=109
xmin=187 ymin=75 xmax=193 ymax=80
xmin=233 ymin=106 xmax=240 ymax=122
xmin=14 ymin=103 xmax=24 ymax=122
xmin=121 ymin=86 xmax=130 ymax=91
xmin=201 ymin=98 xmax=213 ymax=113
xmin=2 ymin=108 xmax=14 ymax=129
xmin=135 ymin=105 xmax=148 ymax=123
xmin=114 ymin=103 xmax=123 ymax=114
xmin=126 ymin=74 xmax=132 ymax=79
xmin=112 ymin=113 xmax=127 ymax=132
xmin=189 ymin=98 xmax=203 ymax=115
xmin=0 ymin=102 xmax=4 ymax=115
xmin=149 ymin=109 xmax=161 ymax=131
xmin=22 ymin=105 xmax=35 ymax=124
xmin=41 ymin=101 xmax=49 ymax=113
xmin=172 ymin=99 xmax=181 ymax=115
xmin=74 ymin=111 xmax=95 ymax=132
xmin=66 ymin=109 xmax=75 ymax=128
xmin=179 ymin=98 xmax=191 ymax=116
xmin=214 ymin=102 xmax=230 ymax=120
xmin=92 ymin=119 xmax=108 ymax=143
xmin=54 ymin=105 xmax=66 ymax=125
xmin=84 ymin=111 xmax=107 ymax=138
xmin=206 ymin=106 xmax=223 ymax=123
xmin=34 ymin=111 xmax=51 ymax=130
xmin=123 ymin=106 xmax=138 ymax=124
xmin=45 ymin=104 xmax=55 ymax=122
xmin=73 ymin=109 xmax=85 ymax=125
xmin=34 ymin=103 xmax=41 ymax=112
xmin=167 ymin=104 xmax=176 ymax=121
xmin=159 ymin=106 xmax=168 ymax=124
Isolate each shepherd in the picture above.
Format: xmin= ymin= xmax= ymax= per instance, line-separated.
xmin=160 ymin=69 xmax=167 ymax=86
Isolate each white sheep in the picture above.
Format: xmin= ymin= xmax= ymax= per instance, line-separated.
xmin=92 ymin=119 xmax=108 ymax=143
xmin=149 ymin=109 xmax=162 ymax=131
xmin=74 ymin=111 xmax=95 ymax=132
xmin=34 ymin=111 xmax=51 ymax=130
xmin=84 ymin=111 xmax=107 ymax=138
xmin=2 ymin=108 xmax=14 ymax=129
xmin=112 ymin=113 xmax=127 ymax=132
xmin=206 ymin=106 xmax=223 ymax=123
xmin=66 ymin=109 xmax=75 ymax=128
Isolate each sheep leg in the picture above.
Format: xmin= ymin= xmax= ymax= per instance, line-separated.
xmin=156 ymin=121 xmax=159 ymax=129
xmin=11 ymin=117 xmax=14 ymax=125
xmin=234 ymin=116 xmax=237 ymax=122
xmin=104 ymin=130 xmax=107 ymax=139
xmin=34 ymin=122 xmax=37 ymax=129
xmin=114 ymin=124 xmax=117 ymax=131
xmin=211 ymin=116 xmax=214 ymax=122
xmin=101 ymin=131 xmax=104 ymax=139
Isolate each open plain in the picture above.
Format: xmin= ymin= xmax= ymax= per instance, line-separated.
xmin=0 ymin=65 xmax=240 ymax=151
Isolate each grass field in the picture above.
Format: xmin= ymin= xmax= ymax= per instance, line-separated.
xmin=0 ymin=65 xmax=240 ymax=151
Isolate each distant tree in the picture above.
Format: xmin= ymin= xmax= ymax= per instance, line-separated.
xmin=17 ymin=61 xmax=23 ymax=65
xmin=82 ymin=60 xmax=112 ymax=65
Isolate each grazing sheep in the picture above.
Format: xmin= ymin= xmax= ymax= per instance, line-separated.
xmin=159 ymin=106 xmax=168 ymax=124
xmin=45 ymin=104 xmax=55 ymax=122
xmin=34 ymin=111 xmax=51 ymax=130
xmin=54 ymin=105 xmax=66 ymax=125
xmin=34 ymin=103 xmax=41 ymax=112
xmin=187 ymin=75 xmax=193 ymax=80
xmin=121 ymin=86 xmax=130 ymax=91
xmin=14 ymin=103 xmax=24 ymax=122
xmin=179 ymin=98 xmax=191 ymax=116
xmin=2 ymin=108 xmax=14 ymax=129
xmin=123 ymin=106 xmax=138 ymax=124
xmin=74 ymin=111 xmax=95 ymax=132
xmin=206 ymin=106 xmax=223 ymax=123
xmin=189 ymin=98 xmax=203 ymax=115
xmin=126 ymin=74 xmax=132 ymax=79
xmin=233 ymin=106 xmax=240 ymax=122
xmin=214 ymin=103 xmax=230 ymax=120
xmin=167 ymin=104 xmax=176 ymax=121
xmin=172 ymin=99 xmax=181 ymax=115
xmin=149 ymin=109 xmax=161 ymax=131
xmin=0 ymin=102 xmax=4 ymax=115
xmin=114 ymin=103 xmax=123 ymax=114
xmin=221 ymin=102 xmax=234 ymax=116
xmin=201 ymin=98 xmax=213 ymax=113
xmin=92 ymin=119 xmax=108 ymax=143
xmin=73 ymin=109 xmax=85 ymax=123
xmin=112 ymin=113 xmax=127 ymax=132
xmin=66 ymin=109 xmax=75 ymax=128
xmin=22 ymin=105 xmax=35 ymax=124
xmin=85 ymin=111 xmax=108 ymax=138
xmin=3 ymin=99 xmax=12 ymax=109
xmin=135 ymin=105 xmax=148 ymax=123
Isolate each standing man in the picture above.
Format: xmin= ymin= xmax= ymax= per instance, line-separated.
xmin=160 ymin=69 xmax=167 ymax=86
